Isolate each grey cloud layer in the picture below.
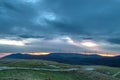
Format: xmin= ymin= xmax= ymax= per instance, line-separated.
xmin=0 ymin=0 xmax=120 ymax=53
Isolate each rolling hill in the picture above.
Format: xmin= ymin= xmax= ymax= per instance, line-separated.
xmin=3 ymin=53 xmax=120 ymax=67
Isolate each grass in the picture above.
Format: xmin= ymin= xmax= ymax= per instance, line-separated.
xmin=0 ymin=69 xmax=91 ymax=80
xmin=0 ymin=58 xmax=119 ymax=80
xmin=0 ymin=59 xmax=76 ymax=69
xmin=83 ymin=65 xmax=120 ymax=75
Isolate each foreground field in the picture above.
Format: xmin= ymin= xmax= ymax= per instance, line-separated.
xmin=0 ymin=59 xmax=120 ymax=80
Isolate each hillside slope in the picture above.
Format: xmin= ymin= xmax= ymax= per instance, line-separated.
xmin=0 ymin=59 xmax=120 ymax=80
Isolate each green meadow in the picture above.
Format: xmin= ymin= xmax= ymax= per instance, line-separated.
xmin=0 ymin=59 xmax=119 ymax=80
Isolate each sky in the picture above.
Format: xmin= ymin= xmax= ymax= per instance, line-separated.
xmin=0 ymin=0 xmax=120 ymax=53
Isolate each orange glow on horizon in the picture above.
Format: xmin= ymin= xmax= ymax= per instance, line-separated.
xmin=80 ymin=52 xmax=120 ymax=57
xmin=28 ymin=52 xmax=51 ymax=55
xmin=97 ymin=53 xmax=119 ymax=57
xmin=0 ymin=53 xmax=13 ymax=58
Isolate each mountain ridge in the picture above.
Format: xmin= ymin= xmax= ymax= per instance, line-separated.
xmin=3 ymin=53 xmax=120 ymax=67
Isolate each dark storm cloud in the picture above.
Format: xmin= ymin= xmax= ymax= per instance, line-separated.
xmin=19 ymin=35 xmax=45 ymax=39
xmin=0 ymin=0 xmax=120 ymax=37
xmin=107 ymin=38 xmax=120 ymax=44
xmin=0 ymin=0 xmax=36 ymax=34
xmin=46 ymin=0 xmax=120 ymax=36
xmin=0 ymin=0 xmax=120 ymax=53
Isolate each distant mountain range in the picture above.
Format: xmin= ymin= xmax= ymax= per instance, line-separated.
xmin=3 ymin=53 xmax=120 ymax=67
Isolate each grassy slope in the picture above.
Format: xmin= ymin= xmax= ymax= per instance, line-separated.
xmin=0 ymin=59 xmax=119 ymax=80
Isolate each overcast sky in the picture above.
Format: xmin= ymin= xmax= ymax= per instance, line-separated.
xmin=0 ymin=0 xmax=120 ymax=53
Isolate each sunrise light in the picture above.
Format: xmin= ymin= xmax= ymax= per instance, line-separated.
xmin=80 ymin=40 xmax=98 ymax=47
xmin=97 ymin=53 xmax=119 ymax=57
xmin=0 ymin=53 xmax=13 ymax=58
xmin=0 ymin=39 xmax=25 ymax=46
xmin=28 ymin=52 xmax=51 ymax=55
